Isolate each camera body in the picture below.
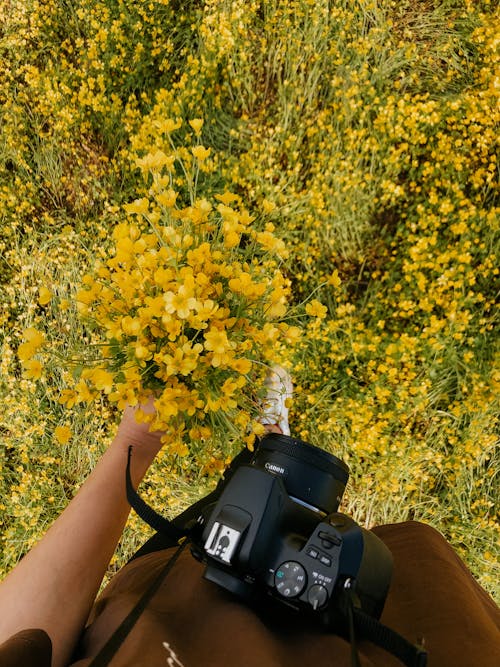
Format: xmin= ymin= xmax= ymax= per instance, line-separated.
xmin=191 ymin=434 xmax=393 ymax=627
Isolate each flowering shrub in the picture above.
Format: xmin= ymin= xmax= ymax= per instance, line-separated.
xmin=67 ymin=130 xmax=295 ymax=455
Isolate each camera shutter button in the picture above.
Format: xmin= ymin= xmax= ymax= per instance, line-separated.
xmin=328 ymin=516 xmax=345 ymax=528
xmin=307 ymin=584 xmax=329 ymax=610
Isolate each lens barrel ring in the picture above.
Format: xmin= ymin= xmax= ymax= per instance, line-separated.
xmin=258 ymin=434 xmax=349 ymax=484
xmin=252 ymin=433 xmax=350 ymax=514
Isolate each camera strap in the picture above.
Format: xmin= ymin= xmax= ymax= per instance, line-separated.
xmin=87 ymin=539 xmax=189 ymax=667
xmin=125 ymin=446 xmax=190 ymax=544
xmin=84 ymin=448 xmax=194 ymax=667
xmin=342 ymin=584 xmax=427 ymax=667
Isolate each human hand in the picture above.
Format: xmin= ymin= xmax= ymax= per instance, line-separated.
xmin=114 ymin=397 xmax=165 ymax=464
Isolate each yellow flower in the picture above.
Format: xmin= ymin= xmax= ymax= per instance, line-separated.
xmin=192 ymin=145 xmax=211 ymax=161
xmin=155 ymin=189 xmax=178 ymax=208
xmin=262 ymin=199 xmax=276 ymax=214
xmin=23 ymin=359 xmax=43 ymax=380
xmin=169 ymin=440 xmax=189 ymax=457
xmin=154 ymin=387 xmax=183 ymax=418
xmin=204 ymin=327 xmax=230 ymax=354
xmin=18 ymin=328 xmax=46 ymax=363
xmin=156 ymin=117 xmax=182 ymax=134
xmin=188 ymin=299 xmax=218 ymax=329
xmin=189 ymin=118 xmax=204 ymax=134
xmin=135 ymin=150 xmax=173 ymax=172
xmin=205 ymin=394 xmax=222 ymax=412
xmin=245 ymin=433 xmax=257 ymax=451
xmin=54 ymin=425 xmax=72 ymax=445
xmin=90 ymin=368 xmax=114 ymax=393
xmin=38 ymin=287 xmax=52 ymax=306
xmin=121 ymin=316 xmax=142 ymax=336
xmin=134 ymin=343 xmax=152 ymax=360
xmin=282 ymin=325 xmax=302 ymax=344
xmin=229 ymin=358 xmax=252 ymax=374
xmin=224 ymin=229 xmax=240 ymax=248
xmin=164 ymin=285 xmax=198 ymax=319
xmin=255 ymin=230 xmax=287 ymax=255
xmin=305 ymin=299 xmax=328 ymax=319
xmin=203 ymin=327 xmax=234 ymax=367
xmin=162 ymin=342 xmax=203 ymax=376
xmin=24 ymin=327 xmax=45 ymax=347
xmin=215 ymin=191 xmax=240 ymax=205
xmin=124 ymin=198 xmax=149 ymax=215
xmin=58 ymin=389 xmax=77 ymax=409
xmin=229 ymin=272 xmax=255 ymax=297
xmin=252 ymin=421 xmax=266 ymax=437
xmin=189 ymin=425 xmax=212 ymax=441
xmin=327 ymin=270 xmax=342 ymax=289
xmin=160 ymin=315 xmax=183 ymax=341
xmin=18 ymin=342 xmax=35 ymax=362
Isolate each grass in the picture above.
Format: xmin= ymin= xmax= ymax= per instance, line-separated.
xmin=0 ymin=0 xmax=498 ymax=599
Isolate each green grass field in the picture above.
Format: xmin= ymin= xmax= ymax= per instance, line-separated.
xmin=1 ymin=0 xmax=498 ymax=598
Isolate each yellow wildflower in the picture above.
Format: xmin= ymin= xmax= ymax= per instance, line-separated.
xmin=328 ymin=270 xmax=342 ymax=288
xmin=164 ymin=285 xmax=198 ymax=319
xmin=189 ymin=118 xmax=204 ymax=134
xmin=215 ymin=191 xmax=240 ymax=205
xmin=192 ymin=145 xmax=211 ymax=161
xmin=22 ymin=359 xmax=43 ymax=380
xmin=305 ymin=299 xmax=328 ymax=319
xmin=204 ymin=327 xmax=234 ymax=367
xmin=124 ymin=198 xmax=149 ymax=215
xmin=156 ymin=189 xmax=178 ymax=208
xmin=262 ymin=199 xmax=276 ymax=214
xmin=156 ymin=117 xmax=182 ymax=134
xmin=54 ymin=425 xmax=72 ymax=445
xmin=230 ymin=358 xmax=252 ymax=374
xmin=38 ymin=287 xmax=52 ymax=306
xmin=90 ymin=368 xmax=114 ymax=393
xmin=135 ymin=150 xmax=172 ymax=172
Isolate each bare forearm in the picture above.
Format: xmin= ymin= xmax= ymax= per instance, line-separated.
xmin=0 ymin=432 xmax=156 ymax=667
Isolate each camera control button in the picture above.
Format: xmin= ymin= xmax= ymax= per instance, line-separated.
xmin=318 ymin=531 xmax=342 ymax=549
xmin=275 ymin=561 xmax=307 ymax=598
xmin=319 ymin=554 xmax=332 ymax=567
xmin=308 ymin=584 xmax=329 ymax=610
xmin=306 ymin=546 xmax=319 ymax=559
xmin=328 ymin=517 xmax=345 ymax=528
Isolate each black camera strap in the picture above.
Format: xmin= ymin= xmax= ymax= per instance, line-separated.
xmin=87 ymin=539 xmax=189 ymax=667
xmin=81 ymin=448 xmax=194 ymax=666
xmin=125 ymin=446 xmax=189 ymax=543
xmin=342 ymin=584 xmax=427 ymax=667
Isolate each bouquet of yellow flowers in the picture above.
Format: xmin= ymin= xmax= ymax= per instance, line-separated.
xmin=62 ymin=127 xmax=297 ymax=457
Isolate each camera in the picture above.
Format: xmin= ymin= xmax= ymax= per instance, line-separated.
xmin=191 ymin=433 xmax=393 ymax=627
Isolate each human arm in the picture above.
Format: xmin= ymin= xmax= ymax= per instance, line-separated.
xmin=0 ymin=404 xmax=164 ymax=667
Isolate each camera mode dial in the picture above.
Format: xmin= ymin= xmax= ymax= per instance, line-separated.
xmin=274 ymin=561 xmax=307 ymax=598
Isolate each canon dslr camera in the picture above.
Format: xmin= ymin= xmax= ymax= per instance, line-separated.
xmin=191 ymin=433 xmax=393 ymax=627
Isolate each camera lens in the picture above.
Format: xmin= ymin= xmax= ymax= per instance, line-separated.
xmin=251 ymin=434 xmax=349 ymax=514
